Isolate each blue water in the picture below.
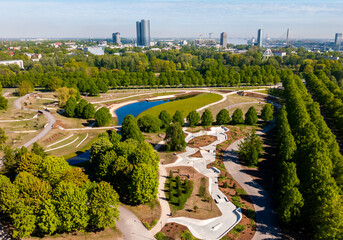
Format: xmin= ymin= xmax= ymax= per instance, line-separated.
xmin=115 ymin=100 xmax=169 ymax=125
xmin=67 ymin=100 xmax=169 ymax=165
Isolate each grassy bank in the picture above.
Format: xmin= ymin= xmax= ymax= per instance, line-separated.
xmin=138 ymin=93 xmax=222 ymax=118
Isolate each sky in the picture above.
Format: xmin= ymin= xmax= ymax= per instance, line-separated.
xmin=0 ymin=0 xmax=342 ymax=39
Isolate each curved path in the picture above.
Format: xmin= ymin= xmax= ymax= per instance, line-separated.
xmin=116 ymin=205 xmax=155 ymax=240
xmin=13 ymin=93 xmax=56 ymax=148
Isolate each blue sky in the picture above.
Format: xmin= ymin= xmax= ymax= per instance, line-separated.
xmin=0 ymin=0 xmax=342 ymax=39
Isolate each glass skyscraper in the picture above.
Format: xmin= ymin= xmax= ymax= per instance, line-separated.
xmin=136 ymin=19 xmax=150 ymax=47
xmin=257 ymin=28 xmax=263 ymax=47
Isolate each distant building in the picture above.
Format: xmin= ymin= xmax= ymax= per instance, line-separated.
xmin=0 ymin=60 xmax=24 ymax=69
xmin=84 ymin=46 xmax=104 ymax=55
xmin=220 ymin=32 xmax=227 ymax=47
xmin=273 ymin=51 xmax=287 ymax=58
xmin=335 ymin=33 xmax=342 ymax=50
xmin=112 ymin=32 xmax=121 ymax=45
xmin=257 ymin=28 xmax=263 ymax=47
xmin=194 ymin=39 xmax=216 ymax=45
xmin=136 ymin=19 xmax=150 ymax=46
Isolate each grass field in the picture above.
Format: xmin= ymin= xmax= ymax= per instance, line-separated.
xmin=138 ymin=93 xmax=222 ymax=118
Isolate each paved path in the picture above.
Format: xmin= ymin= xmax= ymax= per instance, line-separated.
xmin=13 ymin=93 xmax=56 ymax=148
xmin=164 ymin=127 xmax=242 ymax=240
xmin=116 ymin=206 xmax=156 ymax=240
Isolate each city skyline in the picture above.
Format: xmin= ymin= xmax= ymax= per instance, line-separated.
xmin=0 ymin=0 xmax=342 ymax=39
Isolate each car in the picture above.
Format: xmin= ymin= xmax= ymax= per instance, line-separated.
xmin=224 ymin=197 xmax=229 ymax=202
xmin=217 ymin=195 xmax=221 ymax=199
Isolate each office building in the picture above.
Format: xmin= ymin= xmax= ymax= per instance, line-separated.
xmin=112 ymin=32 xmax=121 ymax=45
xmin=220 ymin=32 xmax=227 ymax=47
xmin=335 ymin=33 xmax=342 ymax=50
xmin=257 ymin=28 xmax=263 ymax=47
xmin=136 ymin=19 xmax=150 ymax=46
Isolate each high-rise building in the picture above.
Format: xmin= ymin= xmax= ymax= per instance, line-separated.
xmin=112 ymin=32 xmax=121 ymax=45
xmin=220 ymin=32 xmax=227 ymax=47
xmin=136 ymin=19 xmax=150 ymax=46
xmin=335 ymin=33 xmax=342 ymax=50
xmin=257 ymin=28 xmax=263 ymax=47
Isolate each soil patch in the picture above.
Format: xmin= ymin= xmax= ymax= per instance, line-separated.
xmin=188 ymin=150 xmax=202 ymax=158
xmin=165 ymin=166 xmax=221 ymax=220
xmin=43 ymin=132 xmax=64 ymax=143
xmin=188 ymin=135 xmax=217 ymax=148
xmin=53 ymin=120 xmax=65 ymax=129
xmin=124 ymin=199 xmax=161 ymax=228
xmin=160 ymin=223 xmax=189 ymax=239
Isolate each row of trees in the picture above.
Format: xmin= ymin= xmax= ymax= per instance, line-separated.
xmin=65 ymin=97 xmax=95 ymax=119
xmin=0 ymin=151 xmax=120 ymax=238
xmin=305 ymin=71 xmax=343 ymax=135
xmin=276 ymin=73 xmax=343 ymax=239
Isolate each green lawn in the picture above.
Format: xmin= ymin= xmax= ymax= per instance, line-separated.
xmin=138 ymin=93 xmax=222 ymax=118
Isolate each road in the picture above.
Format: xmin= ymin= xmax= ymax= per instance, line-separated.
xmin=116 ymin=206 xmax=156 ymax=240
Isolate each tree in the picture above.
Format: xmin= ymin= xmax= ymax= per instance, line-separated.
xmin=55 ymin=87 xmax=78 ymax=107
xmin=75 ymin=99 xmax=88 ymax=118
xmin=201 ymin=109 xmax=214 ymax=127
xmin=64 ymin=96 xmax=77 ymax=117
xmin=31 ymin=142 xmax=48 ymax=158
xmin=232 ymin=108 xmax=244 ymax=124
xmin=82 ymin=103 xmax=95 ymax=119
xmin=187 ymin=110 xmax=200 ymax=127
xmin=216 ymin=109 xmax=231 ymax=125
xmin=88 ymin=181 xmax=120 ymax=229
xmin=172 ymin=110 xmax=184 ymax=127
xmin=121 ymin=114 xmax=144 ymax=142
xmin=94 ymin=107 xmax=112 ymax=127
xmin=37 ymin=200 xmax=60 ymax=235
xmin=18 ymin=80 xmax=34 ymax=96
xmin=0 ymin=95 xmax=8 ymax=110
xmin=0 ymin=127 xmax=7 ymax=150
xmin=245 ymin=106 xmax=258 ymax=125
xmin=159 ymin=110 xmax=172 ymax=128
xmin=128 ymin=164 xmax=159 ymax=205
xmin=138 ymin=114 xmax=162 ymax=133
xmin=261 ymin=103 xmax=274 ymax=122
xmin=11 ymin=201 xmax=36 ymax=238
xmin=165 ymin=122 xmax=186 ymax=151
xmin=237 ymin=129 xmax=263 ymax=166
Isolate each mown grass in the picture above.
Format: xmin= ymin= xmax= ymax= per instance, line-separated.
xmin=138 ymin=93 xmax=222 ymax=118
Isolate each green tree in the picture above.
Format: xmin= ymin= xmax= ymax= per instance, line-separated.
xmin=82 ymin=103 xmax=95 ymax=119
xmin=172 ymin=110 xmax=184 ymax=127
xmin=187 ymin=110 xmax=200 ymax=128
xmin=121 ymin=114 xmax=144 ymax=142
xmin=64 ymin=96 xmax=77 ymax=117
xmin=31 ymin=142 xmax=48 ymax=157
xmin=245 ymin=106 xmax=258 ymax=125
xmin=237 ymin=129 xmax=263 ymax=166
xmin=18 ymin=80 xmax=34 ymax=96
xmin=129 ymin=164 xmax=159 ymax=205
xmin=138 ymin=114 xmax=162 ymax=133
xmin=0 ymin=175 xmax=19 ymax=214
xmin=0 ymin=95 xmax=8 ymax=110
xmin=75 ymin=99 xmax=88 ymax=118
xmin=158 ymin=110 xmax=172 ymax=128
xmin=261 ymin=103 xmax=274 ymax=122
xmin=0 ymin=127 xmax=7 ymax=150
xmin=232 ymin=108 xmax=244 ymax=124
xmin=53 ymin=181 xmax=89 ymax=232
xmin=37 ymin=200 xmax=60 ymax=235
xmin=11 ymin=201 xmax=36 ymax=238
xmin=165 ymin=122 xmax=186 ymax=151
xmin=216 ymin=109 xmax=231 ymax=125
xmin=278 ymin=162 xmax=304 ymax=224
xmin=88 ymin=181 xmax=120 ymax=229
xmin=94 ymin=107 xmax=112 ymax=127
xmin=201 ymin=109 xmax=214 ymax=127
xmin=109 ymin=130 xmax=122 ymax=144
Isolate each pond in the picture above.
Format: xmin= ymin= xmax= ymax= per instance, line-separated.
xmin=67 ymin=100 xmax=169 ymax=165
xmin=115 ymin=100 xmax=169 ymax=125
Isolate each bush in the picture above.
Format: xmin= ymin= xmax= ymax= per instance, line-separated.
xmin=155 ymin=232 xmax=169 ymax=240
